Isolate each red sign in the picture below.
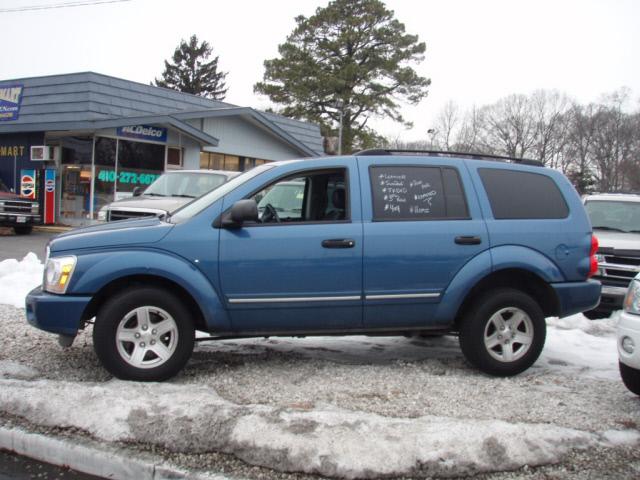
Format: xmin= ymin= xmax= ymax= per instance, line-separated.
xmin=44 ymin=169 xmax=55 ymax=224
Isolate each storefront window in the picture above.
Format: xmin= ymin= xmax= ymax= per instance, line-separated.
xmin=167 ymin=147 xmax=183 ymax=168
xmin=116 ymin=140 xmax=164 ymax=196
xmin=61 ymin=136 xmax=92 ymax=165
xmin=93 ymin=137 xmax=117 ymax=217
xmin=200 ymin=152 xmax=257 ymax=171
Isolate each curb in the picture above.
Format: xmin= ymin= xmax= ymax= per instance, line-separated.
xmin=0 ymin=427 xmax=228 ymax=480
xmin=33 ymin=225 xmax=73 ymax=233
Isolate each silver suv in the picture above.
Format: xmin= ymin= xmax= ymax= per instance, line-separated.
xmin=98 ymin=170 xmax=239 ymax=222
xmin=583 ymin=193 xmax=640 ymax=319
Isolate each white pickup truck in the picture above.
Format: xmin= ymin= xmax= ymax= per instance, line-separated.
xmin=583 ymin=193 xmax=640 ymax=319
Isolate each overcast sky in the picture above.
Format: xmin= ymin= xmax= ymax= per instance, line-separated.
xmin=2 ymin=0 xmax=639 ymax=141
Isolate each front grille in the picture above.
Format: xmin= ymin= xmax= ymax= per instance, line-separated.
xmin=108 ymin=210 xmax=159 ymax=222
xmin=1 ymin=201 xmax=33 ymax=213
xmin=596 ymin=252 xmax=640 ymax=286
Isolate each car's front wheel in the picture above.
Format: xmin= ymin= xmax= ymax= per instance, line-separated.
xmin=93 ymin=287 xmax=195 ymax=381
xmin=619 ymin=361 xmax=640 ymax=395
xmin=459 ymin=288 xmax=546 ymax=376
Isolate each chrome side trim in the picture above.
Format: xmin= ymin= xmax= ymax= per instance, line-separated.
xmin=365 ymin=293 xmax=440 ymax=300
xmin=228 ymin=295 xmax=361 ymax=304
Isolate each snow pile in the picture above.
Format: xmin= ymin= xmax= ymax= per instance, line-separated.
xmin=0 ymin=253 xmax=43 ymax=308
xmin=0 ymin=378 xmax=635 ymax=479
xmin=542 ymin=314 xmax=618 ymax=380
xmin=0 ymin=360 xmax=40 ymax=380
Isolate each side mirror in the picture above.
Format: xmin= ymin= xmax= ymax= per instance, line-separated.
xmin=132 ymin=186 xmax=143 ymax=197
xmin=222 ymin=199 xmax=258 ymax=228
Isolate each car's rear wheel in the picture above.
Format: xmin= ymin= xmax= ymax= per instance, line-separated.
xmin=13 ymin=226 xmax=32 ymax=235
xmin=459 ymin=288 xmax=546 ymax=376
xmin=93 ymin=287 xmax=195 ymax=381
xmin=619 ymin=361 xmax=640 ymax=395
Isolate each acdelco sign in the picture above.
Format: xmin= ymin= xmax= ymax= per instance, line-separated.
xmin=116 ymin=125 xmax=167 ymax=143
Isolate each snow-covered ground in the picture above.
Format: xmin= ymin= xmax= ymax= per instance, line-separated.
xmin=0 ymin=254 xmax=639 ymax=479
xmin=0 ymin=253 xmax=43 ymax=308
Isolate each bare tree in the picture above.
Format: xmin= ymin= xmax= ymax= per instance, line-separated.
xmin=387 ymin=88 xmax=640 ymax=194
xmin=477 ymin=94 xmax=538 ymax=158
xmin=433 ymin=100 xmax=461 ymax=151
xmin=529 ymin=90 xmax=574 ymax=169
xmin=590 ymin=89 xmax=635 ymax=191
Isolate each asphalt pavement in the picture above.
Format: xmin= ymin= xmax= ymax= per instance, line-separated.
xmin=0 ymin=449 xmax=103 ymax=480
xmin=0 ymin=229 xmax=55 ymax=261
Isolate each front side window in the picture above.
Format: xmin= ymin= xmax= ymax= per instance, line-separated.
xmin=250 ymin=169 xmax=348 ymax=224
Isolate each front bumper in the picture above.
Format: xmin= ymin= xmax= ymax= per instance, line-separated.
xmin=0 ymin=213 xmax=40 ymax=226
xmin=596 ymin=284 xmax=628 ymax=312
xmin=551 ymin=279 xmax=602 ymax=318
xmin=618 ymin=310 xmax=640 ymax=370
xmin=25 ymin=286 xmax=92 ymax=336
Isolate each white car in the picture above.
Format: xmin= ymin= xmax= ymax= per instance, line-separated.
xmin=618 ymin=275 xmax=640 ymax=395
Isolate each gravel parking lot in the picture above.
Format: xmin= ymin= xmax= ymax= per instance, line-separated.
xmin=1 ymin=289 xmax=640 ymax=479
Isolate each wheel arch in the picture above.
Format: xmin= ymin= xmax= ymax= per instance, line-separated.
xmin=454 ymin=268 xmax=560 ymax=329
xmin=81 ymin=274 xmax=208 ymax=332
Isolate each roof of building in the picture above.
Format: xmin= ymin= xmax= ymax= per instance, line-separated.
xmin=0 ymin=72 xmax=324 ymax=156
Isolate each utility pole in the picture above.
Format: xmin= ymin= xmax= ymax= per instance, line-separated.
xmin=335 ymin=100 xmax=344 ymax=156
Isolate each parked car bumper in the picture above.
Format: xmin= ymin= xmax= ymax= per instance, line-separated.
xmin=618 ymin=310 xmax=640 ymax=370
xmin=551 ymin=279 xmax=602 ymax=317
xmin=25 ymin=286 xmax=91 ymax=336
xmin=0 ymin=212 xmax=40 ymax=227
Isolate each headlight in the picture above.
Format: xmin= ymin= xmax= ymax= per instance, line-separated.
xmin=624 ymin=280 xmax=640 ymax=315
xmin=97 ymin=207 xmax=108 ymax=222
xmin=43 ymin=255 xmax=77 ymax=294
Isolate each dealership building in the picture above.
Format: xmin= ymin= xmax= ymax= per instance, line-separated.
xmin=0 ymin=72 xmax=324 ymax=225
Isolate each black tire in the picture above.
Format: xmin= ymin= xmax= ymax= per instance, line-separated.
xmin=13 ymin=226 xmax=32 ymax=235
xmin=93 ymin=287 xmax=195 ymax=381
xmin=459 ymin=288 xmax=546 ymax=376
xmin=619 ymin=362 xmax=640 ymax=395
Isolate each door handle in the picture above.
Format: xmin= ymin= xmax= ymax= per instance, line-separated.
xmin=455 ymin=236 xmax=482 ymax=245
xmin=322 ymin=238 xmax=356 ymax=249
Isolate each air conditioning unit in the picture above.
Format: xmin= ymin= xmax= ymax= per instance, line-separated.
xmin=30 ymin=146 xmax=60 ymax=161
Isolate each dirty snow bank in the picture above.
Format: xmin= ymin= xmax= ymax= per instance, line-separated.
xmin=0 ymin=253 xmax=43 ymax=308
xmin=0 ymin=378 xmax=636 ymax=479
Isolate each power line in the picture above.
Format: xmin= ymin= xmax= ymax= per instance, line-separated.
xmin=0 ymin=0 xmax=131 ymax=13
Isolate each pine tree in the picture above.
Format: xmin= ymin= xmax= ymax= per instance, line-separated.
xmin=154 ymin=35 xmax=228 ymax=100
xmin=254 ymin=0 xmax=430 ymax=153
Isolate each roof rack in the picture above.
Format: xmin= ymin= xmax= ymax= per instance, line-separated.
xmin=355 ymin=149 xmax=544 ymax=167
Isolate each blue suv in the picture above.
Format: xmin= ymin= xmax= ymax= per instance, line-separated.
xmin=26 ymin=150 xmax=601 ymax=381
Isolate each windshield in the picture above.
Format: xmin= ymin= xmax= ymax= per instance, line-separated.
xmin=0 ymin=178 xmax=9 ymax=193
xmin=144 ymin=172 xmax=228 ymax=198
xmin=170 ymin=164 xmax=275 ymax=223
xmin=584 ymin=200 xmax=640 ymax=233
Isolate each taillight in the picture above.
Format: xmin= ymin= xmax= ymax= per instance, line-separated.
xmin=588 ymin=235 xmax=599 ymax=278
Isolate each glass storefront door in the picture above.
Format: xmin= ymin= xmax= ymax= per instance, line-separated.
xmin=59 ymin=136 xmax=93 ymax=226
xmin=60 ymin=165 xmax=92 ymax=224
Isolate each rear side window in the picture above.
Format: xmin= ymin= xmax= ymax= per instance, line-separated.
xmin=478 ymin=168 xmax=569 ymax=219
xmin=370 ymin=166 xmax=469 ymax=221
